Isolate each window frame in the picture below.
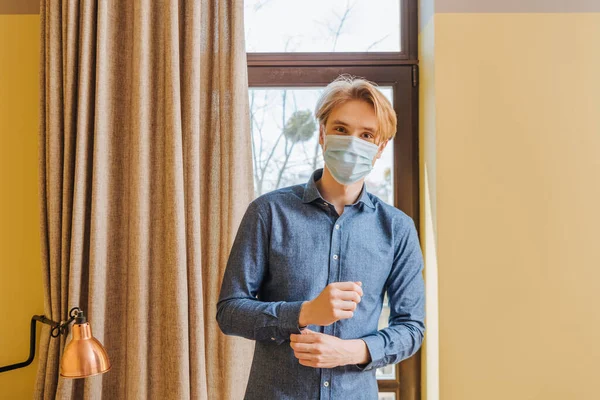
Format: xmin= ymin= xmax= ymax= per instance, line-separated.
xmin=246 ymin=2 xmax=421 ymax=399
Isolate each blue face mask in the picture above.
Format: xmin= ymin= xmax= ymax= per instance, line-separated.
xmin=323 ymin=134 xmax=381 ymax=185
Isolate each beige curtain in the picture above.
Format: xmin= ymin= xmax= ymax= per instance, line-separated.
xmin=36 ymin=1 xmax=254 ymax=399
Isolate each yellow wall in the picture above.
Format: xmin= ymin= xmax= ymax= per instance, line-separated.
xmin=0 ymin=15 xmax=44 ymax=399
xmin=421 ymin=12 xmax=600 ymax=400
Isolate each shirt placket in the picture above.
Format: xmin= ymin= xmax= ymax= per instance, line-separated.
xmin=319 ymin=201 xmax=349 ymax=400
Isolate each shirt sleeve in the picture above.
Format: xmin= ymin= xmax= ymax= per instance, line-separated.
xmin=216 ymin=200 xmax=306 ymax=345
xmin=354 ymin=216 xmax=426 ymax=371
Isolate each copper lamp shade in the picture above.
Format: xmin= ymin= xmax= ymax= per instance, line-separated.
xmin=60 ymin=321 xmax=111 ymax=378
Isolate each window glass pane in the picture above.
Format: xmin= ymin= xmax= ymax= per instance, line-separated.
xmin=249 ymin=87 xmax=393 ymax=206
xmin=378 ymin=392 xmax=396 ymax=400
xmin=245 ymin=0 xmax=401 ymax=52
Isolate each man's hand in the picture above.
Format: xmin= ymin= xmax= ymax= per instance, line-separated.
xmin=290 ymin=328 xmax=370 ymax=369
xmin=299 ymin=281 xmax=363 ymax=327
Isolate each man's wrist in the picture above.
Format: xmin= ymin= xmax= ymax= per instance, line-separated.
xmin=298 ymin=301 xmax=311 ymax=327
xmin=345 ymin=339 xmax=371 ymax=365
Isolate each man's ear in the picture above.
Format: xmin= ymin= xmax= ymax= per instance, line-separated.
xmin=318 ymin=124 xmax=325 ymax=147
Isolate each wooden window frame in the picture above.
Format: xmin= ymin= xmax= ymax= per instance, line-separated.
xmin=246 ymin=1 xmax=420 ymax=399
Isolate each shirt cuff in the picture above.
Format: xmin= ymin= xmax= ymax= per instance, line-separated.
xmin=278 ymin=300 xmax=306 ymax=334
xmin=354 ymin=335 xmax=385 ymax=371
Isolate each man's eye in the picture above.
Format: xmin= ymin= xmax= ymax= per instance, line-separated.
xmin=334 ymin=127 xmax=345 ymax=133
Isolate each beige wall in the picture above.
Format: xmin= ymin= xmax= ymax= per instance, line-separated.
xmin=420 ymin=10 xmax=600 ymax=400
xmin=0 ymin=14 xmax=44 ymax=399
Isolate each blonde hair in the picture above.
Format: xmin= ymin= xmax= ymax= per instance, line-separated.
xmin=314 ymin=74 xmax=397 ymax=143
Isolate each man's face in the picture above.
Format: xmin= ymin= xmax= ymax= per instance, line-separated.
xmin=319 ymin=99 xmax=388 ymax=163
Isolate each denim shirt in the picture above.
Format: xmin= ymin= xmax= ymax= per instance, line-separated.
xmin=216 ymin=168 xmax=425 ymax=400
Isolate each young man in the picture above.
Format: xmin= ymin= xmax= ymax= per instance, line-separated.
xmin=216 ymin=75 xmax=425 ymax=400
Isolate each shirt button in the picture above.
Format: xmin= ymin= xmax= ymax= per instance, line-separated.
xmin=333 ymin=254 xmax=338 ymax=260
xmin=323 ymin=381 xmax=329 ymax=387
xmin=335 ymin=224 xmax=340 ymax=230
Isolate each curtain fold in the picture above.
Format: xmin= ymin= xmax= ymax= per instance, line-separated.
xmin=36 ymin=1 xmax=254 ymax=398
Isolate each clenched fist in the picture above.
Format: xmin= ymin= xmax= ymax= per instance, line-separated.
xmin=299 ymin=281 xmax=363 ymax=327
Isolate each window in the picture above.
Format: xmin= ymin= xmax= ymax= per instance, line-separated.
xmin=246 ymin=1 xmax=420 ymax=399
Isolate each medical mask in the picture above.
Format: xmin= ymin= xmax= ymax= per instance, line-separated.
xmin=323 ymin=134 xmax=380 ymax=185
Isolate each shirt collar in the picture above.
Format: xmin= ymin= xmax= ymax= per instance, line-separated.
xmin=302 ymin=168 xmax=375 ymax=209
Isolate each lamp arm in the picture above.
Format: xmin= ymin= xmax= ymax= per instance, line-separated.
xmin=0 ymin=315 xmax=60 ymax=373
